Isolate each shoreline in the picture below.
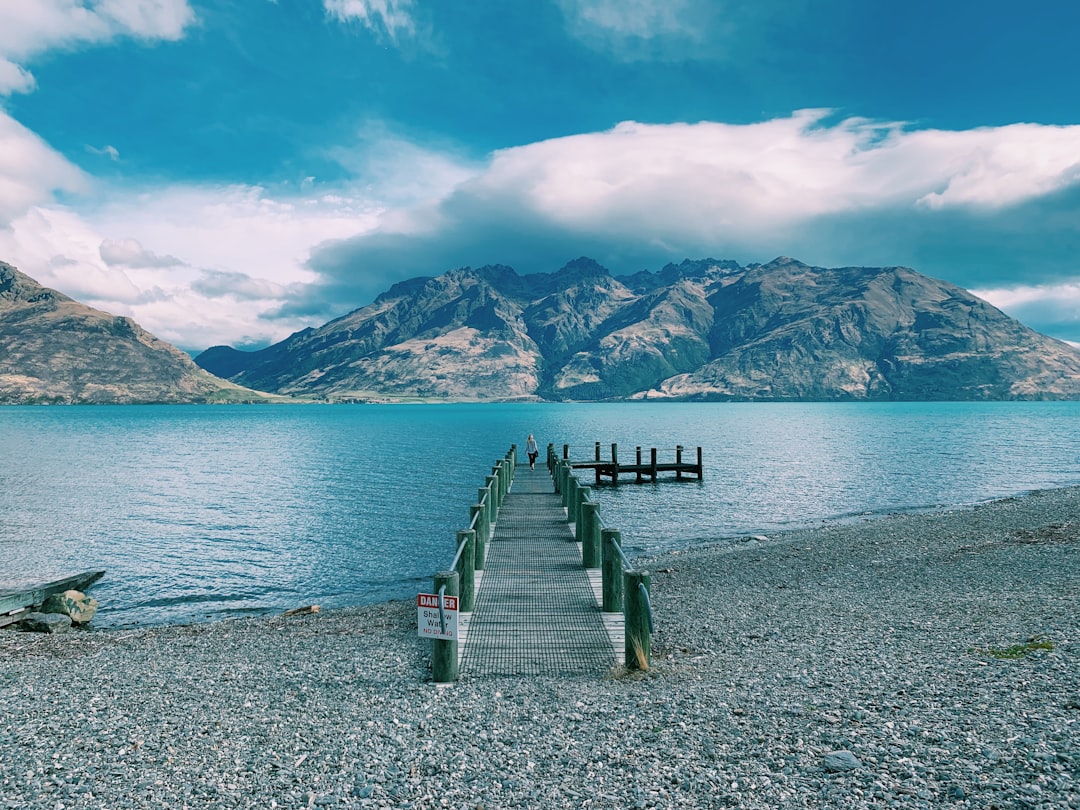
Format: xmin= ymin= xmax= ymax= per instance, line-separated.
xmin=1 ymin=486 xmax=1077 ymax=808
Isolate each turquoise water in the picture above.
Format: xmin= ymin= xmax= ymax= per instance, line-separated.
xmin=1 ymin=402 xmax=1077 ymax=627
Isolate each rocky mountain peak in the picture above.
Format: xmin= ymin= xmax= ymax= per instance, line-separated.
xmin=0 ymin=261 xmax=267 ymax=404
xmin=0 ymin=262 xmax=71 ymax=307
xmin=196 ymin=256 xmax=1080 ymax=402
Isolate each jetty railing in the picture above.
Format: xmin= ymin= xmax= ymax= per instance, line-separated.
xmin=560 ymin=442 xmax=703 ymax=484
xmin=548 ymin=444 xmax=654 ymax=670
xmin=431 ymin=445 xmax=516 ymax=683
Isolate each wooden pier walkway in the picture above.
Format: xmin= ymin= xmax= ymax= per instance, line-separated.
xmin=565 ymin=443 xmax=703 ymax=485
xmin=458 ymin=465 xmax=620 ymax=677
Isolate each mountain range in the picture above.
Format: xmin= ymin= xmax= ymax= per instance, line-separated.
xmin=196 ymin=256 xmax=1080 ymax=402
xmin=2 ymin=255 xmax=1079 ymax=404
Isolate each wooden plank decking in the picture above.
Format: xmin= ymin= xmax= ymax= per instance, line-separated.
xmin=457 ymin=466 xmax=621 ymax=677
xmin=0 ymin=570 xmax=104 ymax=627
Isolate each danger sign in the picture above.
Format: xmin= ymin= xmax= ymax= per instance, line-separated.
xmin=417 ymin=592 xmax=458 ymax=640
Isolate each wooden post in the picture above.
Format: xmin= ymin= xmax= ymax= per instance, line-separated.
xmin=547 ymin=443 xmax=555 ymax=473
xmin=611 ymin=443 xmax=618 ymax=483
xmin=470 ymin=503 xmax=487 ymax=570
xmin=576 ymin=486 xmax=592 ymax=543
xmin=601 ymin=528 xmax=623 ymax=612
xmin=595 ymin=441 xmax=601 ymax=462
xmin=581 ymin=502 xmax=601 ymax=568
xmin=636 ymin=446 xmax=642 ymax=483
xmin=456 ymin=530 xmax=476 ymax=611
xmin=566 ymin=474 xmax=578 ymax=519
xmin=697 ymin=446 xmax=703 ymax=480
xmin=676 ymin=445 xmax=684 ymax=480
xmin=624 ymin=570 xmax=652 ymax=671
xmin=431 ymin=571 xmax=459 ymax=683
xmin=485 ymin=474 xmax=499 ymax=513
xmin=563 ymin=444 xmax=569 ymax=460
xmin=650 ymin=447 xmax=658 ymax=482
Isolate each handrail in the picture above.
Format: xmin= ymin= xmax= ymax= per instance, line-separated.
xmin=430 ymin=444 xmax=518 ymax=683
xmin=608 ymin=533 xmax=632 ymax=570
xmin=549 ymin=449 xmax=655 ymax=670
xmin=449 ymin=533 xmax=469 ymax=573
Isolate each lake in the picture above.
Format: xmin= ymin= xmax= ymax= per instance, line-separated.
xmin=1 ymin=401 xmax=1078 ymax=627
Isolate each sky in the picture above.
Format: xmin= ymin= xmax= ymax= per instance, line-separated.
xmin=2 ymin=1 xmax=1080 ymax=352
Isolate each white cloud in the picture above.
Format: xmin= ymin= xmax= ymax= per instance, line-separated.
xmin=323 ymin=0 xmax=415 ymax=42
xmin=86 ymin=144 xmax=121 ymax=161
xmin=100 ymin=237 xmax=183 ymax=268
xmin=336 ymin=112 xmax=1080 ymax=250
xmin=555 ymin=0 xmax=787 ymax=62
xmin=0 ymin=110 xmax=88 ymax=223
xmin=561 ymin=0 xmax=699 ymax=40
xmin=0 ymin=0 xmax=195 ymax=95
xmin=0 ymin=182 xmax=383 ymax=349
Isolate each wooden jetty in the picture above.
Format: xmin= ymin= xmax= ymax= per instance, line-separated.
xmin=426 ymin=447 xmax=654 ymax=682
xmin=0 ymin=570 xmax=104 ymax=628
xmin=560 ymin=442 xmax=703 ymax=484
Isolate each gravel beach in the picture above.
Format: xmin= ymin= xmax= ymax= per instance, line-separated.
xmin=2 ymin=487 xmax=1077 ymax=809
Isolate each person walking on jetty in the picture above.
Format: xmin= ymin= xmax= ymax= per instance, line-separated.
xmin=525 ymin=434 xmax=539 ymax=470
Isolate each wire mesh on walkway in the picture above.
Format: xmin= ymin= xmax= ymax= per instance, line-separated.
xmin=460 ymin=466 xmax=617 ymax=677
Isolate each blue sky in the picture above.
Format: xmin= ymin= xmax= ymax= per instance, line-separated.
xmin=2 ymin=0 xmax=1080 ymax=351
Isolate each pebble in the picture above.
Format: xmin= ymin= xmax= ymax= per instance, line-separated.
xmin=1 ymin=487 xmax=1078 ymax=808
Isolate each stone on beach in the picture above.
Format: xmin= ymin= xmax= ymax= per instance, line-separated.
xmin=18 ymin=611 xmax=72 ymax=633
xmin=40 ymin=589 xmax=98 ymax=624
xmin=823 ymin=750 xmax=863 ymax=772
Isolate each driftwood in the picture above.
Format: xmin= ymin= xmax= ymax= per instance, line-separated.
xmin=0 ymin=570 xmax=105 ymax=628
xmin=281 ymin=605 xmax=321 ymax=617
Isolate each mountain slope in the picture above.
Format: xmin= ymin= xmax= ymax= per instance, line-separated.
xmin=0 ymin=262 xmax=267 ymax=404
xmin=197 ymin=257 xmax=1080 ymax=402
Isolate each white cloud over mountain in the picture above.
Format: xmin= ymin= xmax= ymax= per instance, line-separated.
xmin=3 ymin=102 xmax=1080 ymax=349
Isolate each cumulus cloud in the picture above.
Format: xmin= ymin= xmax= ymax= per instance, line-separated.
xmin=295 ymin=112 xmax=1080 ymax=337
xmin=0 ymin=181 xmax=380 ymax=350
xmin=0 ymin=110 xmax=88 ymax=223
xmin=100 ymin=237 xmax=184 ymax=268
xmin=0 ymin=0 xmax=195 ymax=94
xmin=191 ymin=269 xmax=295 ymax=302
xmin=323 ymin=0 xmax=416 ymax=43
